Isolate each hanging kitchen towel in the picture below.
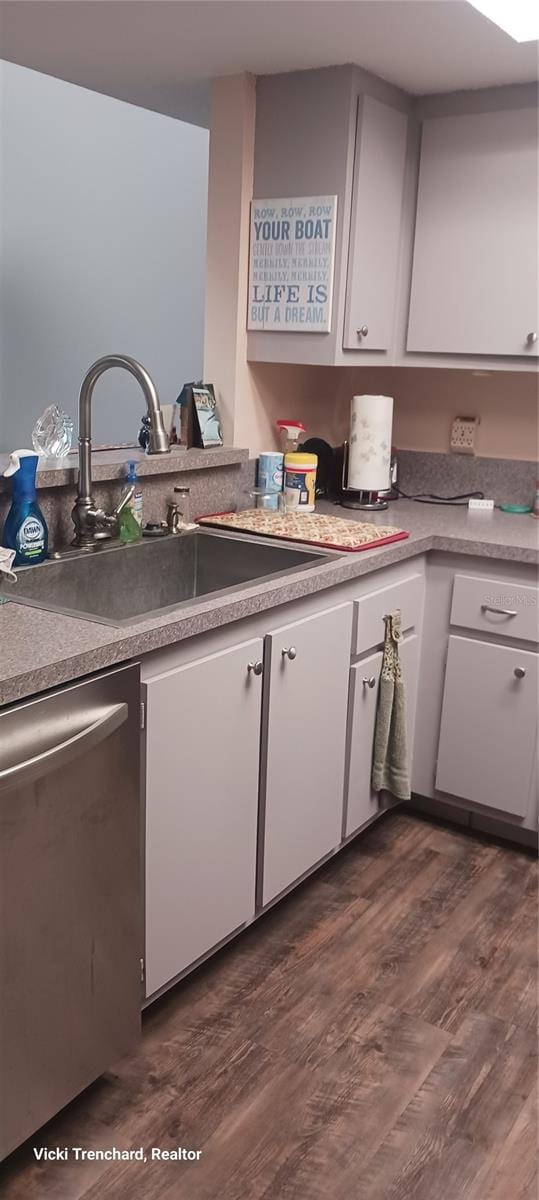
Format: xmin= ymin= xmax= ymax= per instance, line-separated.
xmin=372 ymin=610 xmax=411 ymax=801
xmin=0 ymin=547 xmax=17 ymax=582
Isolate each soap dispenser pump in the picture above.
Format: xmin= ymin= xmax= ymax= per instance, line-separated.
xmin=2 ymin=450 xmax=49 ymax=565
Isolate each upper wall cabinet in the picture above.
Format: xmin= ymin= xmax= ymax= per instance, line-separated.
xmin=248 ymin=66 xmax=410 ymax=367
xmin=343 ymin=96 xmax=408 ymax=352
xmin=248 ymin=66 xmax=538 ymax=370
xmin=406 ymin=107 xmax=539 ymax=359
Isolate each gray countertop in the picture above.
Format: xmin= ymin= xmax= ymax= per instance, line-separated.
xmin=1 ymin=500 xmax=537 ymax=707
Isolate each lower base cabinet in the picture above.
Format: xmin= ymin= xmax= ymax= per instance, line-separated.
xmin=142 ymin=558 xmax=536 ymax=999
xmin=260 ymin=603 xmax=353 ymax=906
xmin=436 ymin=636 xmax=538 ymax=818
xmin=345 ymin=634 xmax=420 ymax=837
xmin=143 ymin=637 xmax=263 ymax=998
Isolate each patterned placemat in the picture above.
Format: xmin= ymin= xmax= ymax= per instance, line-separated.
xmin=198 ymin=508 xmax=409 ymax=552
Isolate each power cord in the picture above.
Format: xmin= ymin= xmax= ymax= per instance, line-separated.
xmin=393 ymin=487 xmax=485 ymax=506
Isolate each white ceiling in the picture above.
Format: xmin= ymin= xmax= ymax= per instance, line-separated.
xmin=1 ymin=0 xmax=537 ymax=127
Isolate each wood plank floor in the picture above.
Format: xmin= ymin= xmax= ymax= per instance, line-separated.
xmin=1 ymin=811 xmax=537 ymax=1200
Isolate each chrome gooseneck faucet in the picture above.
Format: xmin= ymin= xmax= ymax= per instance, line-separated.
xmin=72 ymin=355 xmax=169 ymax=547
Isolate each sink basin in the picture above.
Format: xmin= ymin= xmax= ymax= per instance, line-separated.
xmin=0 ymin=528 xmax=333 ymax=626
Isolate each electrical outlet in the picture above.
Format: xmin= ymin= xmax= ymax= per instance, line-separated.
xmin=450 ymin=415 xmax=479 ymax=455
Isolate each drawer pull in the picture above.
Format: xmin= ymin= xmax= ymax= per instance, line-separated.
xmin=481 ymin=605 xmax=517 ymax=617
xmin=514 ymin=666 xmax=526 ymax=680
xmin=362 ymin=676 xmax=377 ymax=689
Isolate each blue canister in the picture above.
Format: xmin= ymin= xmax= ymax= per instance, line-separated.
xmin=256 ymin=452 xmax=284 ymax=510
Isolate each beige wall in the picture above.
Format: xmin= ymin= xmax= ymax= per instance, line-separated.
xmin=203 ymin=74 xmax=256 ymax=446
xmin=204 ymin=78 xmax=538 ymax=464
xmin=247 ymin=364 xmax=539 ymax=460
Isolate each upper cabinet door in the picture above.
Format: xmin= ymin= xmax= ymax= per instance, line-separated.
xmin=343 ymin=96 xmax=408 ymax=352
xmin=407 ymin=108 xmax=539 ymax=357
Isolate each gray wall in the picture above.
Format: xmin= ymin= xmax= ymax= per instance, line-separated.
xmin=0 ymin=61 xmax=209 ymax=451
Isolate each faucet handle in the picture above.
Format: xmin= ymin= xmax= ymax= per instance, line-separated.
xmin=113 ymin=483 xmax=135 ymax=518
xmin=95 ymin=483 xmax=136 ymax=535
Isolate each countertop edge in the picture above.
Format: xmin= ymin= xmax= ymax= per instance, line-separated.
xmin=0 ymin=446 xmax=250 ymax=490
xmin=429 ymin=532 xmax=538 ymax=563
xmin=1 ymin=525 xmax=537 ymax=708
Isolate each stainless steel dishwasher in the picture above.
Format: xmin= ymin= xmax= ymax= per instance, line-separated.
xmin=0 ymin=663 xmax=141 ymax=1160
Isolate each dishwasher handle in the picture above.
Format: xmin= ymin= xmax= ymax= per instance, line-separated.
xmin=0 ymin=702 xmax=128 ymax=795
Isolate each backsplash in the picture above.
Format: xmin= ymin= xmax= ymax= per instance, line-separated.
xmin=397 ymin=451 xmax=537 ymax=507
xmin=0 ymin=445 xmax=534 ymax=548
xmin=0 ymin=460 xmax=255 ymax=551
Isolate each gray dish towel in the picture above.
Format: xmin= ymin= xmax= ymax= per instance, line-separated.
xmin=371 ymin=610 xmax=411 ymax=801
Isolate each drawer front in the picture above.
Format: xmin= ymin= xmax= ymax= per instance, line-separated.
xmin=353 ymin=573 xmax=423 ymax=656
xmin=450 ymin=575 xmax=538 ymax=644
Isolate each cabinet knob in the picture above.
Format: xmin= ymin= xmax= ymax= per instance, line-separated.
xmin=526 ymin=332 xmax=537 ymax=346
xmin=281 ymin=646 xmax=297 ymax=661
xmin=514 ymin=666 xmax=526 ymax=679
xmin=362 ymin=676 xmax=376 ymax=689
xmin=247 ymin=660 xmax=263 ymax=676
xmin=357 ymin=325 xmax=369 ymax=338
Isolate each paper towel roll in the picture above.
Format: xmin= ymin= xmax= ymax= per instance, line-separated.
xmin=348 ymin=395 xmax=393 ymax=493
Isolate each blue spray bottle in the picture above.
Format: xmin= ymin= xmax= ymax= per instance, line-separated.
xmin=2 ymin=450 xmax=49 ymax=566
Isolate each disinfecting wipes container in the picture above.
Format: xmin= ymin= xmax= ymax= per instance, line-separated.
xmin=284 ymin=453 xmax=317 ymax=512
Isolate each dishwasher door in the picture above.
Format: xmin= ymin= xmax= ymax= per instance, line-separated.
xmin=0 ymin=663 xmax=141 ymax=1160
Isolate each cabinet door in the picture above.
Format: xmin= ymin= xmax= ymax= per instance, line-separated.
xmin=343 ymin=95 xmax=408 ymax=351
xmin=261 ymin=603 xmax=352 ymax=906
xmin=436 ymin=636 xmax=538 ymax=818
xmin=345 ymin=634 xmax=420 ymax=837
xmin=407 ymin=108 xmax=539 ymax=357
xmin=144 ymin=638 xmax=263 ymax=997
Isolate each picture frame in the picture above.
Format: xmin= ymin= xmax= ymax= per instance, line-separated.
xmin=191 ymin=384 xmax=223 ymax=448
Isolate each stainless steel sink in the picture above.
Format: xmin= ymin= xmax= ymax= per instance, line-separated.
xmin=0 ymin=528 xmax=334 ymax=626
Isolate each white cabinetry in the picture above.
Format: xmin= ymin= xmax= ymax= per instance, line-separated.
xmin=343 ymin=95 xmax=408 ymax=352
xmin=143 ymin=638 xmax=263 ymax=997
xmin=345 ymin=570 xmax=424 ymax=838
xmin=141 ymin=551 xmax=536 ymax=1000
xmin=260 ymin=603 xmax=353 ymax=905
xmin=249 ymin=65 xmax=537 ymax=369
xmin=248 ymin=65 xmax=410 ymax=366
xmin=414 ymin=559 xmax=538 ymax=836
xmin=407 ymin=107 xmax=539 ymax=358
xmin=436 ymin=636 xmax=538 ymax=818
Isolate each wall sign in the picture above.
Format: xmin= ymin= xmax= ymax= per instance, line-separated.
xmin=247 ymin=195 xmax=337 ymax=333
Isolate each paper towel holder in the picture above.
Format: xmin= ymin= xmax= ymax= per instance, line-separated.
xmin=340 ymin=441 xmax=389 ymax=511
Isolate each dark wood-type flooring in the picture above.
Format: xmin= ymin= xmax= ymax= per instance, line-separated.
xmin=1 ymin=811 xmax=537 ymax=1200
